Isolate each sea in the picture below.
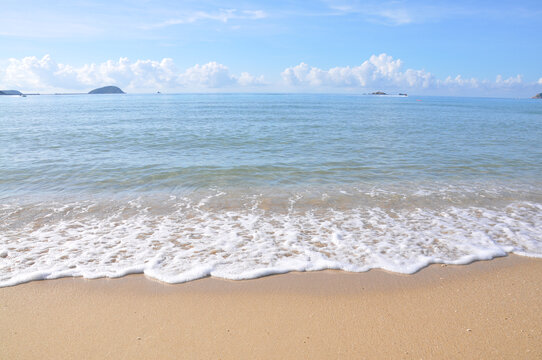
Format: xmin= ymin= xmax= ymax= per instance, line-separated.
xmin=1 ymin=93 xmax=541 ymax=287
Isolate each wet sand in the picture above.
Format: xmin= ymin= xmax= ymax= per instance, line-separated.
xmin=1 ymin=255 xmax=541 ymax=359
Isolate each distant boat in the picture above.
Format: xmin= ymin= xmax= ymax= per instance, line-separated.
xmin=157 ymin=91 xmax=161 ymax=94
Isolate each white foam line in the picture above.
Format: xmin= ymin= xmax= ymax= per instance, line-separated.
xmin=0 ymin=198 xmax=541 ymax=287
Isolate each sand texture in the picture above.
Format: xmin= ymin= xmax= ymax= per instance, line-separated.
xmin=1 ymin=255 xmax=541 ymax=359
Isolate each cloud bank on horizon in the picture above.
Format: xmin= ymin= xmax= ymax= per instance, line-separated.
xmin=0 ymin=54 xmax=537 ymax=97
xmin=0 ymin=55 xmax=265 ymax=92
xmin=1 ymin=1 xmax=541 ymax=97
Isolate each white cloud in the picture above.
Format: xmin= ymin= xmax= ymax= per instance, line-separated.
xmin=143 ymin=9 xmax=267 ymax=29
xmin=371 ymin=8 xmax=414 ymax=25
xmin=495 ymin=74 xmax=522 ymax=85
xmin=439 ymin=74 xmax=526 ymax=94
xmin=179 ymin=62 xmax=235 ymax=87
xmin=237 ymin=72 xmax=266 ymax=86
xmin=178 ymin=62 xmax=265 ymax=87
xmin=442 ymin=75 xmax=479 ymax=87
xmin=282 ymin=53 xmax=433 ymax=89
xmin=0 ymin=55 xmax=264 ymax=92
xmin=0 ymin=3 xmax=268 ymax=38
xmin=281 ymin=54 xmax=540 ymax=96
xmin=0 ymin=53 xmax=538 ymax=96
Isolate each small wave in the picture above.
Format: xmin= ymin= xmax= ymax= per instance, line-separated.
xmin=1 ymin=188 xmax=541 ymax=287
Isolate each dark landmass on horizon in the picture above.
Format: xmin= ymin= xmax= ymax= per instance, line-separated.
xmin=2 ymin=88 xmax=541 ymax=98
xmin=0 ymin=90 xmax=23 ymax=95
xmin=89 ymin=86 xmax=125 ymax=94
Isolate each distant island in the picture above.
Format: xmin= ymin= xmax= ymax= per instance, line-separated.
xmin=0 ymin=90 xmax=23 ymax=96
xmin=369 ymin=91 xmax=407 ymax=96
xmin=533 ymin=93 xmax=542 ymax=99
xmin=88 ymin=86 xmax=125 ymax=94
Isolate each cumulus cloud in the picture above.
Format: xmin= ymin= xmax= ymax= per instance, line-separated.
xmin=179 ymin=62 xmax=236 ymax=87
xmin=282 ymin=53 xmax=433 ymax=90
xmin=439 ymin=74 xmax=527 ymax=95
xmin=442 ymin=75 xmax=480 ymax=87
xmin=0 ymin=55 xmax=265 ymax=92
xmin=237 ymin=72 xmax=266 ymax=86
xmin=282 ymin=53 xmax=538 ymax=96
xmin=0 ymin=53 xmax=538 ymax=96
xmin=495 ymin=74 xmax=522 ymax=85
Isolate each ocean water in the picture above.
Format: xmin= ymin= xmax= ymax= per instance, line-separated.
xmin=1 ymin=94 xmax=541 ymax=286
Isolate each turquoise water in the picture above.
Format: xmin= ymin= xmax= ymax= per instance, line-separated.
xmin=1 ymin=94 xmax=541 ymax=286
xmin=2 ymin=94 xmax=541 ymax=194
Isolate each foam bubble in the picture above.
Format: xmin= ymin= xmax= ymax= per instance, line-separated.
xmin=1 ymin=188 xmax=541 ymax=287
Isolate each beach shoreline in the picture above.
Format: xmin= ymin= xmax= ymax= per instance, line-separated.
xmin=1 ymin=255 xmax=541 ymax=359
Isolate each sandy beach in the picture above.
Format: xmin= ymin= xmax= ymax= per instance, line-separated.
xmin=1 ymin=255 xmax=541 ymax=359
xmin=2 ymin=0 xmax=542 ymax=358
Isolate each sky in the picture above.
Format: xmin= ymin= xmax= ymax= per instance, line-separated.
xmin=0 ymin=0 xmax=541 ymax=96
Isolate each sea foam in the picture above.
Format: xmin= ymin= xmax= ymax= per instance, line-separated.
xmin=1 ymin=187 xmax=541 ymax=287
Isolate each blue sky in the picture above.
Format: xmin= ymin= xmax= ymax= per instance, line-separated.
xmin=1 ymin=0 xmax=541 ymax=96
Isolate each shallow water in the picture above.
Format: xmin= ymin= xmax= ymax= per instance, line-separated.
xmin=1 ymin=94 xmax=541 ymax=286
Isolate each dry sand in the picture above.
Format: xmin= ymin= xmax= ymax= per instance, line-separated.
xmin=1 ymin=255 xmax=541 ymax=359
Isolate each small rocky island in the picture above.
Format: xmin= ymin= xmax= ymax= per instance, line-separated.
xmin=532 ymin=93 xmax=542 ymax=99
xmin=369 ymin=91 xmax=407 ymax=96
xmin=0 ymin=90 xmax=23 ymax=95
xmin=88 ymin=86 xmax=125 ymax=94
